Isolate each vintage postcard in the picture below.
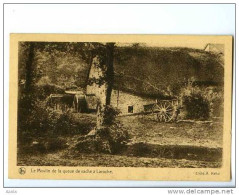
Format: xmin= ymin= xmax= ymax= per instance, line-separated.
xmin=9 ymin=34 xmax=233 ymax=181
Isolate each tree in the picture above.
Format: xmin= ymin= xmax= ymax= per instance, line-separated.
xmin=19 ymin=42 xmax=36 ymax=94
xmin=19 ymin=41 xmax=116 ymax=132
xmin=87 ymin=43 xmax=115 ymax=130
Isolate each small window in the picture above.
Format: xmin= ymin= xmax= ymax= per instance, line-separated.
xmin=128 ymin=106 xmax=133 ymax=113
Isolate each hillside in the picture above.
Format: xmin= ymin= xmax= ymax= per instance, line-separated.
xmin=113 ymin=46 xmax=224 ymax=97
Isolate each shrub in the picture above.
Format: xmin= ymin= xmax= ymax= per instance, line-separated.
xmin=179 ymin=79 xmax=223 ymax=120
xmin=35 ymin=84 xmax=65 ymax=100
xmin=18 ymin=95 xmax=92 ymax=139
xmin=75 ymin=106 xmax=129 ymax=154
xmin=202 ymin=87 xmax=224 ymax=118
xmin=103 ymin=105 xmax=121 ymax=125
xmin=76 ymin=123 xmax=130 ymax=154
xmin=75 ymin=136 xmax=98 ymax=153
xmin=28 ymin=142 xmax=47 ymax=153
xmin=182 ymin=94 xmax=210 ymax=120
xmin=36 ymin=76 xmax=65 ymax=99
xmin=54 ymin=111 xmax=75 ymax=135
xmin=18 ymin=97 xmax=58 ymax=135
xmin=45 ymin=138 xmax=68 ymax=152
xmin=96 ymin=122 xmax=130 ymax=154
xmin=211 ymin=96 xmax=224 ymax=117
xmin=19 ymin=137 xmax=68 ymax=154
xmin=53 ymin=111 xmax=93 ymax=135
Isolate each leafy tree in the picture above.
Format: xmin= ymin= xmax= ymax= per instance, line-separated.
xmin=19 ymin=41 xmax=116 ymax=129
xmin=86 ymin=43 xmax=115 ymax=130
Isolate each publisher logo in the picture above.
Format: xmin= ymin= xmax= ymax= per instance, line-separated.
xmin=19 ymin=167 xmax=26 ymax=175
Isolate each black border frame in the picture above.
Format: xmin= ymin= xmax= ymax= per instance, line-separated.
xmin=2 ymin=2 xmax=236 ymax=188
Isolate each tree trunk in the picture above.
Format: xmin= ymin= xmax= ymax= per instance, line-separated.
xmin=96 ymin=102 xmax=104 ymax=129
xmin=105 ymin=43 xmax=114 ymax=105
xmin=95 ymin=43 xmax=115 ymax=130
xmin=25 ymin=42 xmax=35 ymax=93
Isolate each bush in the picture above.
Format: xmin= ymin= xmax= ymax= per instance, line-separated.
xmin=45 ymin=138 xmax=68 ymax=152
xmin=183 ymin=94 xmax=210 ymax=120
xmin=75 ymin=136 xmax=98 ymax=153
xmin=36 ymin=76 xmax=65 ymax=100
xmin=96 ymin=122 xmax=130 ymax=154
xmin=211 ymin=96 xmax=224 ymax=117
xmin=54 ymin=111 xmax=93 ymax=135
xmin=103 ymin=105 xmax=121 ymax=125
xmin=75 ymin=106 xmax=129 ymax=154
xmin=19 ymin=137 xmax=68 ymax=154
xmin=35 ymin=84 xmax=65 ymax=100
xmin=54 ymin=111 xmax=75 ymax=135
xmin=179 ymin=79 xmax=223 ymax=120
xmin=202 ymin=87 xmax=224 ymax=118
xmin=18 ymin=84 xmax=62 ymax=136
xmin=18 ymin=97 xmax=58 ymax=136
xmin=76 ymin=122 xmax=130 ymax=154
xmin=18 ymin=95 xmax=92 ymax=139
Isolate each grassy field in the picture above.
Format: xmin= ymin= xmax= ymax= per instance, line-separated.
xmin=18 ymin=113 xmax=223 ymax=168
xmin=119 ymin=114 xmax=223 ymax=148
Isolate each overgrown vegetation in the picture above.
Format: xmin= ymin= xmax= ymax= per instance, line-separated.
xmin=18 ymin=101 xmax=94 ymax=136
xmin=18 ymin=83 xmax=128 ymax=155
xmin=102 ymin=105 xmax=121 ymax=125
xmin=178 ymin=78 xmax=223 ymax=120
xmin=18 ymin=84 xmax=95 ymax=154
xmin=18 ymin=136 xmax=68 ymax=154
xmin=76 ymin=106 xmax=130 ymax=154
xmin=182 ymin=94 xmax=210 ymax=120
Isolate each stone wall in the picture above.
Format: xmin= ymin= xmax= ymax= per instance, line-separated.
xmin=111 ymin=89 xmax=156 ymax=115
xmin=86 ymin=57 xmax=156 ymax=115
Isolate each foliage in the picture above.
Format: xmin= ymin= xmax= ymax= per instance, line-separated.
xmin=179 ymin=79 xmax=223 ymax=120
xmin=96 ymin=122 xmax=130 ymax=154
xmin=18 ymin=42 xmax=113 ymax=91
xmin=53 ymin=111 xmax=93 ymax=135
xmin=103 ymin=105 xmax=121 ymax=125
xmin=75 ymin=107 xmax=129 ymax=154
xmin=202 ymin=87 xmax=224 ymax=118
xmin=18 ymin=92 xmax=92 ymax=139
xmin=35 ymin=83 xmax=65 ymax=100
xmin=19 ymin=137 xmax=68 ymax=154
xmin=18 ymin=83 xmax=61 ymax=135
xmin=18 ymin=95 xmax=95 ymax=154
xmin=45 ymin=138 xmax=68 ymax=152
xmin=19 ymin=42 xmax=224 ymax=101
xmin=76 ymin=122 xmax=130 ymax=154
xmin=54 ymin=111 xmax=75 ymax=135
xmin=97 ymin=106 xmax=128 ymax=154
xmin=182 ymin=94 xmax=210 ymax=120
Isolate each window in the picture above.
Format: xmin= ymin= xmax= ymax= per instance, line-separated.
xmin=128 ymin=106 xmax=133 ymax=113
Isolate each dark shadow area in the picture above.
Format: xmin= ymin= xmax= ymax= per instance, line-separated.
xmin=124 ymin=143 xmax=222 ymax=163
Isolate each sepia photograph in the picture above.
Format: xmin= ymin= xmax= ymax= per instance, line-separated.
xmin=8 ymin=34 xmax=232 ymax=181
